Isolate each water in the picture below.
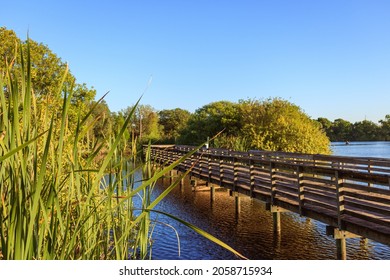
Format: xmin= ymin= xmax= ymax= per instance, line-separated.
xmin=146 ymin=142 xmax=390 ymax=260
xmin=331 ymin=141 xmax=390 ymax=158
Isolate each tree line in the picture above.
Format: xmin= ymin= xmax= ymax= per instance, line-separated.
xmin=317 ymin=117 xmax=390 ymax=142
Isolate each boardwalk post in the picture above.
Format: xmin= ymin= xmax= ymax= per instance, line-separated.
xmin=273 ymin=212 xmax=281 ymax=234
xmin=269 ymin=162 xmax=281 ymax=233
xmin=336 ymin=238 xmax=347 ymax=260
xmin=326 ymin=226 xmax=359 ymax=260
xmin=219 ymin=155 xmax=224 ymax=185
xmin=199 ymin=154 xmax=203 ymax=178
xmin=190 ymin=154 xmax=194 ymax=177
xmin=249 ymin=157 xmax=255 ymax=198
xmin=368 ymin=159 xmax=373 ymax=187
xmin=208 ymin=153 xmax=212 ymax=184
xmin=335 ymin=170 xmax=347 ymax=259
xmin=270 ymin=162 xmax=276 ymax=205
xmin=235 ymin=192 xmax=241 ymax=215
xmin=233 ymin=157 xmax=238 ymax=192
xmin=210 ymin=184 xmax=215 ymax=202
xmin=180 ymin=176 xmax=184 ymax=192
xmin=169 ymin=170 xmax=173 ymax=184
xmin=335 ymin=170 xmax=345 ymax=229
xmin=297 ymin=166 xmax=304 ymax=215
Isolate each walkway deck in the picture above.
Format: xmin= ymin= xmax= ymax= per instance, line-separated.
xmin=148 ymin=145 xmax=390 ymax=247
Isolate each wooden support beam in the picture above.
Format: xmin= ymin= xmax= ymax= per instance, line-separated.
xmin=210 ymin=184 xmax=215 ymax=202
xmin=335 ymin=171 xmax=345 ymax=229
xmin=273 ymin=212 xmax=281 ymax=234
xmin=326 ymin=226 xmax=361 ymax=260
xmin=297 ymin=166 xmax=305 ymax=216
xmin=169 ymin=170 xmax=174 ymax=184
xmin=233 ymin=158 xmax=238 ymax=192
xmin=235 ymin=192 xmax=241 ymax=215
xmin=249 ymin=158 xmax=255 ymax=198
xmin=270 ymin=162 xmax=276 ymax=205
xmin=326 ymin=226 xmax=360 ymax=239
xmin=266 ymin=203 xmax=289 ymax=213
xmin=219 ymin=155 xmax=224 ymax=184
xmin=208 ymin=154 xmax=212 ymax=184
xmin=180 ymin=175 xmax=184 ymax=192
xmin=336 ymin=238 xmax=347 ymax=260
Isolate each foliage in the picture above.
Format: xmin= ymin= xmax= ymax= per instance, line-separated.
xmin=178 ymin=101 xmax=241 ymax=145
xmin=317 ymin=116 xmax=390 ymax=142
xmin=158 ymin=108 xmax=190 ymax=142
xmin=0 ymin=27 xmax=96 ymax=135
xmin=239 ymin=98 xmax=331 ymax=154
xmin=121 ymin=104 xmax=162 ymax=143
xmin=178 ymin=98 xmax=331 ymax=154
xmin=379 ymin=115 xmax=390 ymax=141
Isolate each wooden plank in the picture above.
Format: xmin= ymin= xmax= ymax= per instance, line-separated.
xmin=344 ymin=199 xmax=390 ymax=216
xmin=344 ymin=209 xmax=390 ymax=228
xmin=343 ymin=182 xmax=390 ymax=195
xmin=344 ymin=189 xmax=390 ymax=205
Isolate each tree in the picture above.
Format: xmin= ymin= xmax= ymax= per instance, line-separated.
xmin=239 ymin=98 xmax=331 ymax=154
xmin=379 ymin=115 xmax=390 ymax=141
xmin=317 ymin=117 xmax=333 ymax=138
xmin=351 ymin=120 xmax=379 ymax=141
xmin=122 ymin=104 xmax=162 ymax=143
xmin=178 ymin=101 xmax=241 ymax=145
xmin=89 ymin=99 xmax=113 ymax=140
xmin=158 ymin=108 xmax=190 ymax=142
xmin=0 ymin=27 xmax=19 ymax=75
xmin=331 ymin=119 xmax=353 ymax=142
xmin=1 ymin=27 xmax=97 ymax=133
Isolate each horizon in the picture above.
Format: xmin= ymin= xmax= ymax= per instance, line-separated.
xmin=1 ymin=0 xmax=390 ymax=124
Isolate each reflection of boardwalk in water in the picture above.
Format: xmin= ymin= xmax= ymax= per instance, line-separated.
xmin=148 ymin=145 xmax=390 ymax=259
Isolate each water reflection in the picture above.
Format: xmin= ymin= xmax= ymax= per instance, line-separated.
xmin=147 ymin=175 xmax=390 ymax=260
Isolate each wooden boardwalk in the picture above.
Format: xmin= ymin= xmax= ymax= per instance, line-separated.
xmin=148 ymin=145 xmax=390 ymax=253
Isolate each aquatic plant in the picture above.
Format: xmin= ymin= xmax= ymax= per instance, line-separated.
xmin=0 ymin=40 xmax=245 ymax=260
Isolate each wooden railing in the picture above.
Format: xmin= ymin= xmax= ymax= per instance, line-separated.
xmin=148 ymin=145 xmax=390 ymax=246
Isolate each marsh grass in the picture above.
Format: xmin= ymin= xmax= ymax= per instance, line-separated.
xmin=0 ymin=41 xmax=245 ymax=260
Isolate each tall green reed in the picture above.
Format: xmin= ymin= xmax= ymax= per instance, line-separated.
xmin=0 ymin=40 xmax=245 ymax=260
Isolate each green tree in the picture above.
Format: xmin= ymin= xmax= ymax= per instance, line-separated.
xmin=158 ymin=108 xmax=190 ymax=142
xmin=239 ymin=98 xmax=331 ymax=154
xmin=1 ymin=27 xmax=97 ymax=133
xmin=0 ymin=27 xmax=19 ymax=75
xmin=331 ymin=119 xmax=353 ymax=142
xmin=379 ymin=115 xmax=390 ymax=141
xmin=351 ymin=120 xmax=379 ymax=141
xmin=317 ymin=117 xmax=333 ymax=138
xmin=89 ymin=99 xmax=113 ymax=140
xmin=122 ymin=104 xmax=162 ymax=143
xmin=178 ymin=101 xmax=241 ymax=145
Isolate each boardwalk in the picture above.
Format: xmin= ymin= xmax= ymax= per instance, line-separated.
xmin=148 ymin=145 xmax=390 ymax=258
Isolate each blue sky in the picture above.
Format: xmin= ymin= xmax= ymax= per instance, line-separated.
xmin=1 ymin=0 xmax=390 ymax=123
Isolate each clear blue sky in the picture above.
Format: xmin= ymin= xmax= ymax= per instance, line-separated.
xmin=2 ymin=0 xmax=390 ymax=123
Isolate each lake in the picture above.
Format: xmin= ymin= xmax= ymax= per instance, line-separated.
xmin=145 ymin=142 xmax=390 ymax=260
xmin=331 ymin=141 xmax=390 ymax=158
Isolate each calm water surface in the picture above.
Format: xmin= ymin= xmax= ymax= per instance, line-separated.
xmin=331 ymin=141 xmax=390 ymax=158
xmin=146 ymin=142 xmax=390 ymax=260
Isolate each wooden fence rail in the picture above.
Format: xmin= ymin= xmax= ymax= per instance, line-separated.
xmin=147 ymin=145 xmax=390 ymax=248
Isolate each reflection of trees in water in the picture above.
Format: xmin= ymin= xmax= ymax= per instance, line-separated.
xmin=155 ymin=175 xmax=389 ymax=260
